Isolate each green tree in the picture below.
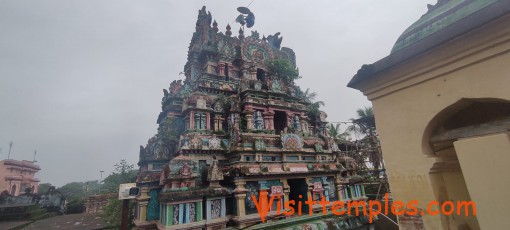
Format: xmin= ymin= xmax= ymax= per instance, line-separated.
xmin=57 ymin=180 xmax=101 ymax=214
xmin=101 ymin=160 xmax=137 ymax=228
xmin=100 ymin=160 xmax=137 ymax=194
xmin=37 ymin=183 xmax=52 ymax=194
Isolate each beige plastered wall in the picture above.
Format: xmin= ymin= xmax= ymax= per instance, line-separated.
xmin=357 ymin=15 xmax=510 ymax=230
xmin=453 ymin=133 xmax=510 ymax=230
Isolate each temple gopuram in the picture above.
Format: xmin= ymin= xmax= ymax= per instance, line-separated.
xmin=135 ymin=6 xmax=372 ymax=230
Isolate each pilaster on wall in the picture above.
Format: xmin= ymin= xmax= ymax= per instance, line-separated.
xmin=282 ymin=179 xmax=290 ymax=204
xmin=305 ymin=177 xmax=312 ymax=200
xmin=334 ymin=175 xmax=344 ymax=200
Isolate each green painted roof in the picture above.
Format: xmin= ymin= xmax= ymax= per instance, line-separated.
xmin=391 ymin=0 xmax=499 ymax=54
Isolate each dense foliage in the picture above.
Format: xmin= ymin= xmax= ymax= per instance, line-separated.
xmin=100 ymin=160 xmax=137 ymax=194
xmin=43 ymin=159 xmax=137 ymax=216
xmin=267 ymin=59 xmax=300 ymax=84
xmin=37 ymin=183 xmax=52 ymax=194
xmin=56 ymin=180 xmax=101 ymax=214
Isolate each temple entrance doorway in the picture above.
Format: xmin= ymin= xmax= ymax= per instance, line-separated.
xmin=287 ymin=178 xmax=309 ymax=214
xmin=274 ymin=111 xmax=287 ymax=135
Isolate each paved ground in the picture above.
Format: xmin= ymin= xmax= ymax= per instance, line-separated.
xmin=0 ymin=213 xmax=107 ymax=230
xmin=0 ymin=221 xmax=31 ymax=230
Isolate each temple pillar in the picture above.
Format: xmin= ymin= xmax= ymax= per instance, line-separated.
xmin=287 ymin=114 xmax=293 ymax=130
xmin=190 ymin=111 xmax=195 ymax=129
xmin=232 ymin=113 xmax=240 ymax=130
xmin=206 ymin=112 xmax=210 ymax=130
xmin=214 ymin=114 xmax=222 ymax=131
xmin=166 ymin=204 xmax=173 ymax=226
xmin=233 ymin=181 xmax=247 ymax=216
xmin=235 ymin=194 xmax=246 ymax=217
xmin=196 ymin=201 xmax=203 ymax=221
xmin=218 ymin=63 xmax=225 ymax=76
xmin=282 ymin=179 xmax=290 ymax=206
xmin=300 ymin=119 xmax=308 ymax=134
xmin=249 ymin=69 xmax=257 ymax=80
xmin=263 ymin=113 xmax=274 ymax=131
xmin=227 ymin=64 xmax=234 ymax=78
xmin=334 ymin=175 xmax=344 ymax=201
xmin=305 ymin=177 xmax=312 ymax=202
xmin=245 ymin=110 xmax=254 ymax=130
xmin=221 ymin=198 xmax=226 ymax=217
xmin=350 ymin=186 xmax=356 ymax=199
xmin=135 ymin=186 xmax=151 ymax=223
xmin=246 ymin=114 xmax=254 ymax=130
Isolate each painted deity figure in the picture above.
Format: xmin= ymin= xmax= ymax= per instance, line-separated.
xmin=254 ymin=110 xmax=265 ymax=130
xmin=179 ymin=163 xmax=192 ymax=177
xmin=271 ymin=79 xmax=282 ymax=92
xmin=293 ymin=115 xmax=301 ymax=131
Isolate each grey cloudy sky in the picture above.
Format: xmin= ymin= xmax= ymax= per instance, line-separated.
xmin=0 ymin=0 xmax=434 ymax=186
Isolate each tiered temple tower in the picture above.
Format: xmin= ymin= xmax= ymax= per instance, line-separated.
xmin=135 ymin=6 xmax=370 ymax=230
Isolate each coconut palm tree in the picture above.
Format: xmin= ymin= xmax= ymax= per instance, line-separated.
xmin=302 ymin=88 xmax=325 ymax=121
xmin=302 ymin=88 xmax=317 ymax=103
xmin=327 ymin=123 xmax=350 ymax=142
xmin=345 ymin=106 xmax=383 ymax=170
xmin=346 ymin=106 xmax=375 ymax=136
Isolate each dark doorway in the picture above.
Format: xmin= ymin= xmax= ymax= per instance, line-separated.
xmin=274 ymin=111 xmax=287 ymax=134
xmin=10 ymin=184 xmax=16 ymax=195
xmin=287 ymin=178 xmax=309 ymax=214
xmin=256 ymin=68 xmax=265 ymax=81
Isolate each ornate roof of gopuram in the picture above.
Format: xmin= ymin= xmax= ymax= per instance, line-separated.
xmin=184 ymin=6 xmax=296 ymax=76
xmin=348 ymin=0 xmax=510 ymax=89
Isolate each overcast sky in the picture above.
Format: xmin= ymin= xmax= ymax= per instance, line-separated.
xmin=0 ymin=0 xmax=435 ymax=186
